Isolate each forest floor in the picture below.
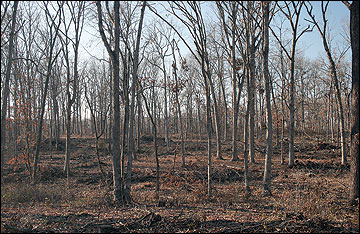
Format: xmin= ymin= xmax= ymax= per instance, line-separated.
xmin=1 ymin=133 xmax=359 ymax=233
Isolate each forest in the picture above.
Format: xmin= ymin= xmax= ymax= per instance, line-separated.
xmin=1 ymin=1 xmax=359 ymax=233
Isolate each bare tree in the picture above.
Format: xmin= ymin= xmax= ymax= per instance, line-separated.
xmin=59 ymin=1 xmax=86 ymax=182
xmin=144 ymin=21 xmax=173 ymax=152
xmin=84 ymin=61 xmax=110 ymax=183
xmin=269 ymin=1 xmax=312 ymax=167
xmin=269 ymin=19 xmax=289 ymax=165
xmin=216 ymin=1 xmax=245 ymax=162
xmin=148 ymin=1 xmax=216 ymax=196
xmin=32 ymin=1 xmax=63 ymax=184
xmin=305 ymin=1 xmax=347 ymax=165
xmin=238 ymin=1 xmax=262 ymax=165
xmin=96 ymin=0 xmax=122 ymax=203
xmin=170 ymin=39 xmax=186 ymax=167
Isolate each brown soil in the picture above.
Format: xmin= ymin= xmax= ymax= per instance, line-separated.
xmin=1 ymin=134 xmax=359 ymax=233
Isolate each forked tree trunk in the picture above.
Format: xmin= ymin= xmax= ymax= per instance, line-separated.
xmin=96 ymin=1 xmax=122 ymax=203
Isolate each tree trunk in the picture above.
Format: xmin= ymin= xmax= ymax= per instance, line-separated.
xmin=163 ymin=61 xmax=170 ymax=152
xmin=243 ymin=75 xmax=251 ymax=192
xmin=288 ymin=55 xmax=295 ymax=168
xmin=137 ymin=88 xmax=142 ymax=152
xmin=288 ymin=33 xmax=297 ymax=168
xmin=231 ymin=13 xmax=239 ymax=162
xmin=205 ymin=80 xmax=212 ymax=197
xmin=249 ymin=49 xmax=256 ymax=164
xmin=219 ymin=74 xmax=228 ymax=141
xmin=64 ymin=101 xmax=72 ymax=179
xmin=262 ymin=1 xmax=272 ymax=193
xmin=1 ymin=1 xmax=18 ymax=181
xmin=140 ymin=85 xmax=160 ymax=201
xmin=349 ymin=0 xmax=359 ymax=205
xmin=172 ymin=42 xmax=186 ymax=167
xmin=208 ymin=76 xmax=222 ymax=160
xmin=322 ymin=45 xmax=347 ymax=164
xmin=96 ymin=1 xmax=122 ymax=203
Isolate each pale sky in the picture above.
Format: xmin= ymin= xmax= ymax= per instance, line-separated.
xmin=295 ymin=1 xmax=350 ymax=61
xmin=80 ymin=1 xmax=351 ymax=64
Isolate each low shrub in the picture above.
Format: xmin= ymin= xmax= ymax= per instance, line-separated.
xmin=1 ymin=182 xmax=65 ymax=204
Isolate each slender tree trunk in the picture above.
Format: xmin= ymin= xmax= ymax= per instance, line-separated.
xmin=121 ymin=63 xmax=129 ymax=197
xmin=249 ymin=49 xmax=256 ymax=164
xmin=172 ymin=42 xmax=186 ymax=167
xmin=231 ymin=15 xmax=239 ymax=162
xmin=137 ymin=88 xmax=142 ymax=152
xmin=331 ymin=68 xmax=347 ymax=164
xmin=197 ymin=96 xmax=202 ymax=151
xmin=244 ymin=76 xmax=251 ymax=192
xmin=63 ymin=1 xmax=84 ymax=182
xmin=205 ymin=82 xmax=212 ymax=196
xmin=64 ymin=101 xmax=72 ymax=179
xmin=321 ymin=47 xmax=347 ymax=164
xmin=300 ymin=74 xmax=305 ymax=136
xmin=288 ymin=58 xmax=295 ymax=168
xmin=281 ymin=107 xmax=285 ymax=165
xmin=288 ymin=37 xmax=297 ymax=168
xmin=125 ymin=1 xmax=146 ymax=203
xmin=32 ymin=58 xmax=60 ymax=183
xmin=262 ymin=1 xmax=272 ymax=193
xmin=270 ymin=74 xmax=279 ymax=146
xmin=163 ymin=61 xmax=170 ymax=152
xmin=85 ymin=88 xmax=106 ymax=181
xmin=140 ymin=85 xmax=160 ymax=201
xmin=208 ymin=77 xmax=222 ymax=160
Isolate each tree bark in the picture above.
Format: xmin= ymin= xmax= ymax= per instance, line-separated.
xmin=249 ymin=46 xmax=256 ymax=164
xmin=1 ymin=1 xmax=18 ymax=181
xmin=262 ymin=1 xmax=272 ymax=193
xmin=349 ymin=0 xmax=359 ymax=205
xmin=96 ymin=0 xmax=122 ymax=203
xmin=243 ymin=73 xmax=251 ymax=192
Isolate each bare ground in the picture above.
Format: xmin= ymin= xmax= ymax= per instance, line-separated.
xmin=1 ymin=134 xmax=359 ymax=233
